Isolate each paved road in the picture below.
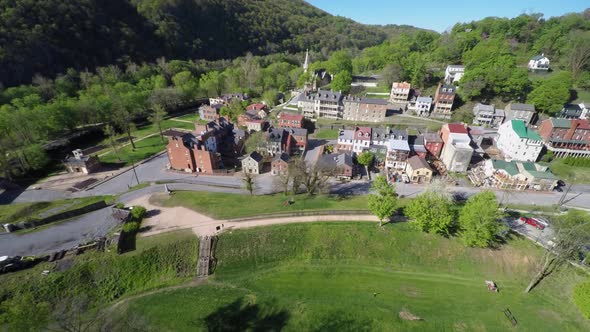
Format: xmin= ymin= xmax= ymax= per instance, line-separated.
xmin=0 ymin=208 xmax=120 ymax=256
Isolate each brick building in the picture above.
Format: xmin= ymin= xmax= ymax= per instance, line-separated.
xmin=277 ymin=112 xmax=304 ymax=128
xmin=432 ymin=83 xmax=456 ymax=119
xmin=342 ymin=96 xmax=389 ymax=123
xmin=538 ymin=118 xmax=590 ymax=158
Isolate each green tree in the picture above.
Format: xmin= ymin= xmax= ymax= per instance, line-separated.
xmin=405 ymin=182 xmax=455 ymax=236
xmin=220 ymin=100 xmax=246 ymax=123
xmin=327 ymin=50 xmax=353 ymax=75
xmin=458 ymin=191 xmax=503 ymax=248
xmin=527 ymin=71 xmax=572 ymax=114
xmin=262 ymin=90 xmax=279 ymax=108
xmin=172 ymin=71 xmax=200 ymax=101
xmin=199 ymin=71 xmax=225 ymax=97
xmin=23 ymin=144 xmax=49 ymax=171
xmin=367 ymin=175 xmax=397 ymax=227
xmin=243 ymin=172 xmax=255 ymax=195
xmin=148 ymin=104 xmax=167 ymax=143
xmin=357 ymin=152 xmax=374 ymax=180
xmin=331 ymin=71 xmax=352 ymax=94
xmin=0 ymin=291 xmax=50 ymax=331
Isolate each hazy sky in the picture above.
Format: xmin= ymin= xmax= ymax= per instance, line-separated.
xmin=307 ymin=0 xmax=588 ymax=32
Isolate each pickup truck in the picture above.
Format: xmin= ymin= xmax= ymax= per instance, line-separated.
xmin=519 ymin=216 xmax=549 ymax=230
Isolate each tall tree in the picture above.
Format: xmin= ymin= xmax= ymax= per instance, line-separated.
xmin=331 ymin=71 xmax=352 ymax=94
xmin=458 ymin=191 xmax=504 ymax=248
xmin=357 ymin=152 xmax=374 ymax=180
xmin=405 ymin=181 xmax=456 ymax=236
xmin=148 ymin=104 xmax=167 ymax=143
xmin=525 ymin=210 xmax=590 ymax=293
xmin=327 ymin=50 xmax=353 ymax=75
xmin=367 ymin=176 xmax=397 ymax=227
xmin=199 ymin=71 xmax=225 ymax=97
xmin=527 ymin=71 xmax=572 ymax=114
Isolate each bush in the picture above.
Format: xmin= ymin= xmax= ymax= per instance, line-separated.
xmin=574 ymin=281 xmax=590 ymax=319
xmin=130 ymin=206 xmax=147 ymax=221
xmin=114 ymin=203 xmax=125 ymax=209
xmin=122 ymin=222 xmax=139 ymax=233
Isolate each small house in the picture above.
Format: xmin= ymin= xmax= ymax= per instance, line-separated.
xmin=241 ymin=151 xmax=263 ymax=175
xmin=271 ymin=153 xmax=290 ymax=176
xmin=405 ymin=156 xmax=433 ymax=184
xmin=63 ymin=149 xmax=100 ymax=174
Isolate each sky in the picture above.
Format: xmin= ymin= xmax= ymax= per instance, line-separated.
xmin=306 ymin=0 xmax=588 ymax=32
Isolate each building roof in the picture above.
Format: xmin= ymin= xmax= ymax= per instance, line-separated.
xmin=355 ymin=127 xmax=372 ymax=140
xmin=388 ymin=138 xmax=410 ymax=151
xmin=416 ymin=96 xmax=432 ymax=103
xmin=278 ymin=112 xmax=304 ymax=121
xmin=446 ymin=123 xmax=468 ymax=134
xmin=392 ymin=82 xmax=411 ymax=89
xmin=343 ymin=96 xmax=389 ymax=105
xmin=284 ymin=128 xmax=308 ymax=136
xmin=339 ymin=129 xmax=354 ymax=141
xmin=246 ymin=103 xmax=266 ymax=111
xmin=511 ymin=120 xmax=542 ymax=141
xmin=162 ymin=128 xmax=191 ymax=137
xmin=438 ymin=84 xmax=456 ymax=94
xmin=474 ymin=103 xmax=494 ymax=113
xmin=272 ymin=152 xmax=290 ymax=163
xmin=423 ymin=132 xmax=443 ymax=143
xmin=507 ymin=103 xmax=535 ymax=112
xmin=521 ymin=162 xmax=558 ymax=180
xmin=550 ymin=118 xmax=572 ymax=128
xmin=246 ymin=151 xmax=263 ymax=162
xmin=560 ymin=104 xmax=583 ymax=118
xmin=531 ymin=55 xmax=547 ymax=61
xmin=407 ymin=156 xmax=431 ymax=170
xmin=318 ymin=152 xmax=353 ymax=169
xmin=491 ymin=159 xmax=519 ymax=176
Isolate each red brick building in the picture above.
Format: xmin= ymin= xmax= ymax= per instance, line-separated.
xmin=277 ymin=112 xmax=304 ymax=128
xmin=163 ymin=129 xmax=221 ymax=173
xmin=538 ymin=118 xmax=590 ymax=157
xmin=271 ymin=153 xmax=290 ymax=176
xmin=423 ymin=133 xmax=444 ymax=159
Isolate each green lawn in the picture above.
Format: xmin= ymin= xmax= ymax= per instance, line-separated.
xmin=173 ymin=113 xmax=201 ymax=122
xmin=550 ymin=158 xmax=590 ymax=183
xmin=0 ymin=195 xmax=114 ymax=227
xmin=123 ymin=222 xmax=590 ymax=331
xmin=151 ymin=191 xmax=371 ymax=219
xmin=574 ymin=88 xmax=590 ymax=104
xmin=313 ymin=128 xmax=339 ymax=139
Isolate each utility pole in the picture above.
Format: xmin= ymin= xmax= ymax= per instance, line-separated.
xmin=130 ymin=156 xmax=140 ymax=186
xmin=558 ymin=182 xmax=573 ymax=207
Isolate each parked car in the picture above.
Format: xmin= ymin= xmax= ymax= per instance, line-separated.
xmin=519 ymin=216 xmax=548 ymax=230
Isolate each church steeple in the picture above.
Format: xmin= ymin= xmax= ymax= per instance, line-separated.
xmin=303 ymin=49 xmax=309 ymax=73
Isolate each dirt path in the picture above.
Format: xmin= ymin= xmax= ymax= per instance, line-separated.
xmin=127 ymin=194 xmax=379 ymax=238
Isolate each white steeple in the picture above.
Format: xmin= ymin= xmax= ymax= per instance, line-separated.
xmin=303 ymin=49 xmax=309 ymax=73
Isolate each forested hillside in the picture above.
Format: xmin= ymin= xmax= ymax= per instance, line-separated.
xmin=0 ymin=0 xmax=421 ymax=87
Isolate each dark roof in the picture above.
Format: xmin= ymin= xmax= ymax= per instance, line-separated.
xmin=246 ymin=151 xmax=263 ymax=162
xmin=273 ymin=153 xmax=290 ymax=163
xmin=560 ymin=104 xmax=583 ymax=118
xmin=162 ymin=129 xmax=191 ymax=137
xmin=438 ymin=84 xmax=456 ymax=94
xmin=343 ymin=96 xmax=388 ymax=105
xmin=507 ymin=103 xmax=535 ymax=112
xmin=318 ymin=153 xmax=353 ymax=169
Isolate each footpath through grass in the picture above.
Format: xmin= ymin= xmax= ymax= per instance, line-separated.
xmin=151 ymin=191 xmax=371 ymax=219
xmin=123 ymin=222 xmax=590 ymax=331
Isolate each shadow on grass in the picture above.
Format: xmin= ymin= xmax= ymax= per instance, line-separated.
xmin=310 ymin=310 xmax=373 ymax=332
xmin=204 ymin=298 xmax=289 ymax=332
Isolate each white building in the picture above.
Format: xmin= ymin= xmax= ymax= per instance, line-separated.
xmin=528 ymin=54 xmax=550 ymax=71
xmin=336 ymin=127 xmax=372 ymax=154
xmin=472 ymin=103 xmax=505 ymax=128
xmin=496 ymin=120 xmax=543 ymax=162
xmin=413 ymin=96 xmax=432 ymax=117
xmin=444 ymin=65 xmax=465 ymax=84
xmin=440 ymin=131 xmax=473 ymax=173
xmin=298 ymin=90 xmax=344 ymax=120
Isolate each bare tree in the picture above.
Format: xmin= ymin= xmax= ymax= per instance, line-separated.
xmin=290 ymin=160 xmax=333 ymax=195
xmin=568 ymin=30 xmax=590 ymax=80
xmin=525 ymin=210 xmax=590 ymax=293
xmin=48 ymin=295 xmax=104 ymax=332
xmin=148 ymin=104 xmax=167 ymax=143
xmin=243 ymin=172 xmax=255 ymax=195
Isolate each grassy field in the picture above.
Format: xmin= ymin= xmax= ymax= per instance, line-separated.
xmin=550 ymin=158 xmax=590 ymax=183
xmin=0 ymin=195 xmax=114 ymax=227
xmin=123 ymin=222 xmax=590 ymax=331
xmin=313 ymin=128 xmax=339 ymax=139
xmin=151 ymin=191 xmax=372 ymax=219
xmin=173 ymin=113 xmax=201 ymax=122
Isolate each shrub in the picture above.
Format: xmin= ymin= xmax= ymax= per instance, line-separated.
xmin=122 ymin=222 xmax=139 ymax=233
xmin=574 ymin=281 xmax=590 ymax=319
xmin=114 ymin=203 xmax=125 ymax=209
xmin=130 ymin=206 xmax=147 ymax=221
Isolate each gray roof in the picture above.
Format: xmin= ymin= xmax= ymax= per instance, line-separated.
xmin=416 ymin=96 xmax=432 ymax=103
xmin=446 ymin=65 xmax=465 ymax=70
xmin=438 ymin=84 xmax=456 ymax=94
xmin=339 ymin=129 xmax=354 ymax=140
xmin=318 ymin=153 xmax=353 ymax=169
xmin=267 ymin=128 xmax=285 ymax=142
xmin=389 ymin=129 xmax=407 ymax=140
xmin=408 ymin=156 xmax=431 ymax=170
xmin=371 ymin=128 xmax=391 ymax=141
xmin=560 ymin=104 xmax=583 ymax=118
xmin=304 ymin=89 xmax=343 ymax=103
xmin=343 ymin=96 xmax=388 ymax=105
xmin=507 ymin=103 xmax=535 ymax=112
xmin=388 ymin=138 xmax=410 ymax=151
xmin=531 ymin=55 xmax=547 ymax=61
xmin=474 ymin=103 xmax=494 ymax=112
xmin=282 ymin=128 xmax=308 ymax=136
xmin=423 ymin=132 xmax=443 ymax=142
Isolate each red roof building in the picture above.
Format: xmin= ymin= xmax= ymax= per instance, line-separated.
xmin=277 ymin=112 xmax=304 ymax=128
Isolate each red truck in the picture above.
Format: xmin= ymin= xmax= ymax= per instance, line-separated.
xmin=519 ymin=216 xmax=548 ymax=230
